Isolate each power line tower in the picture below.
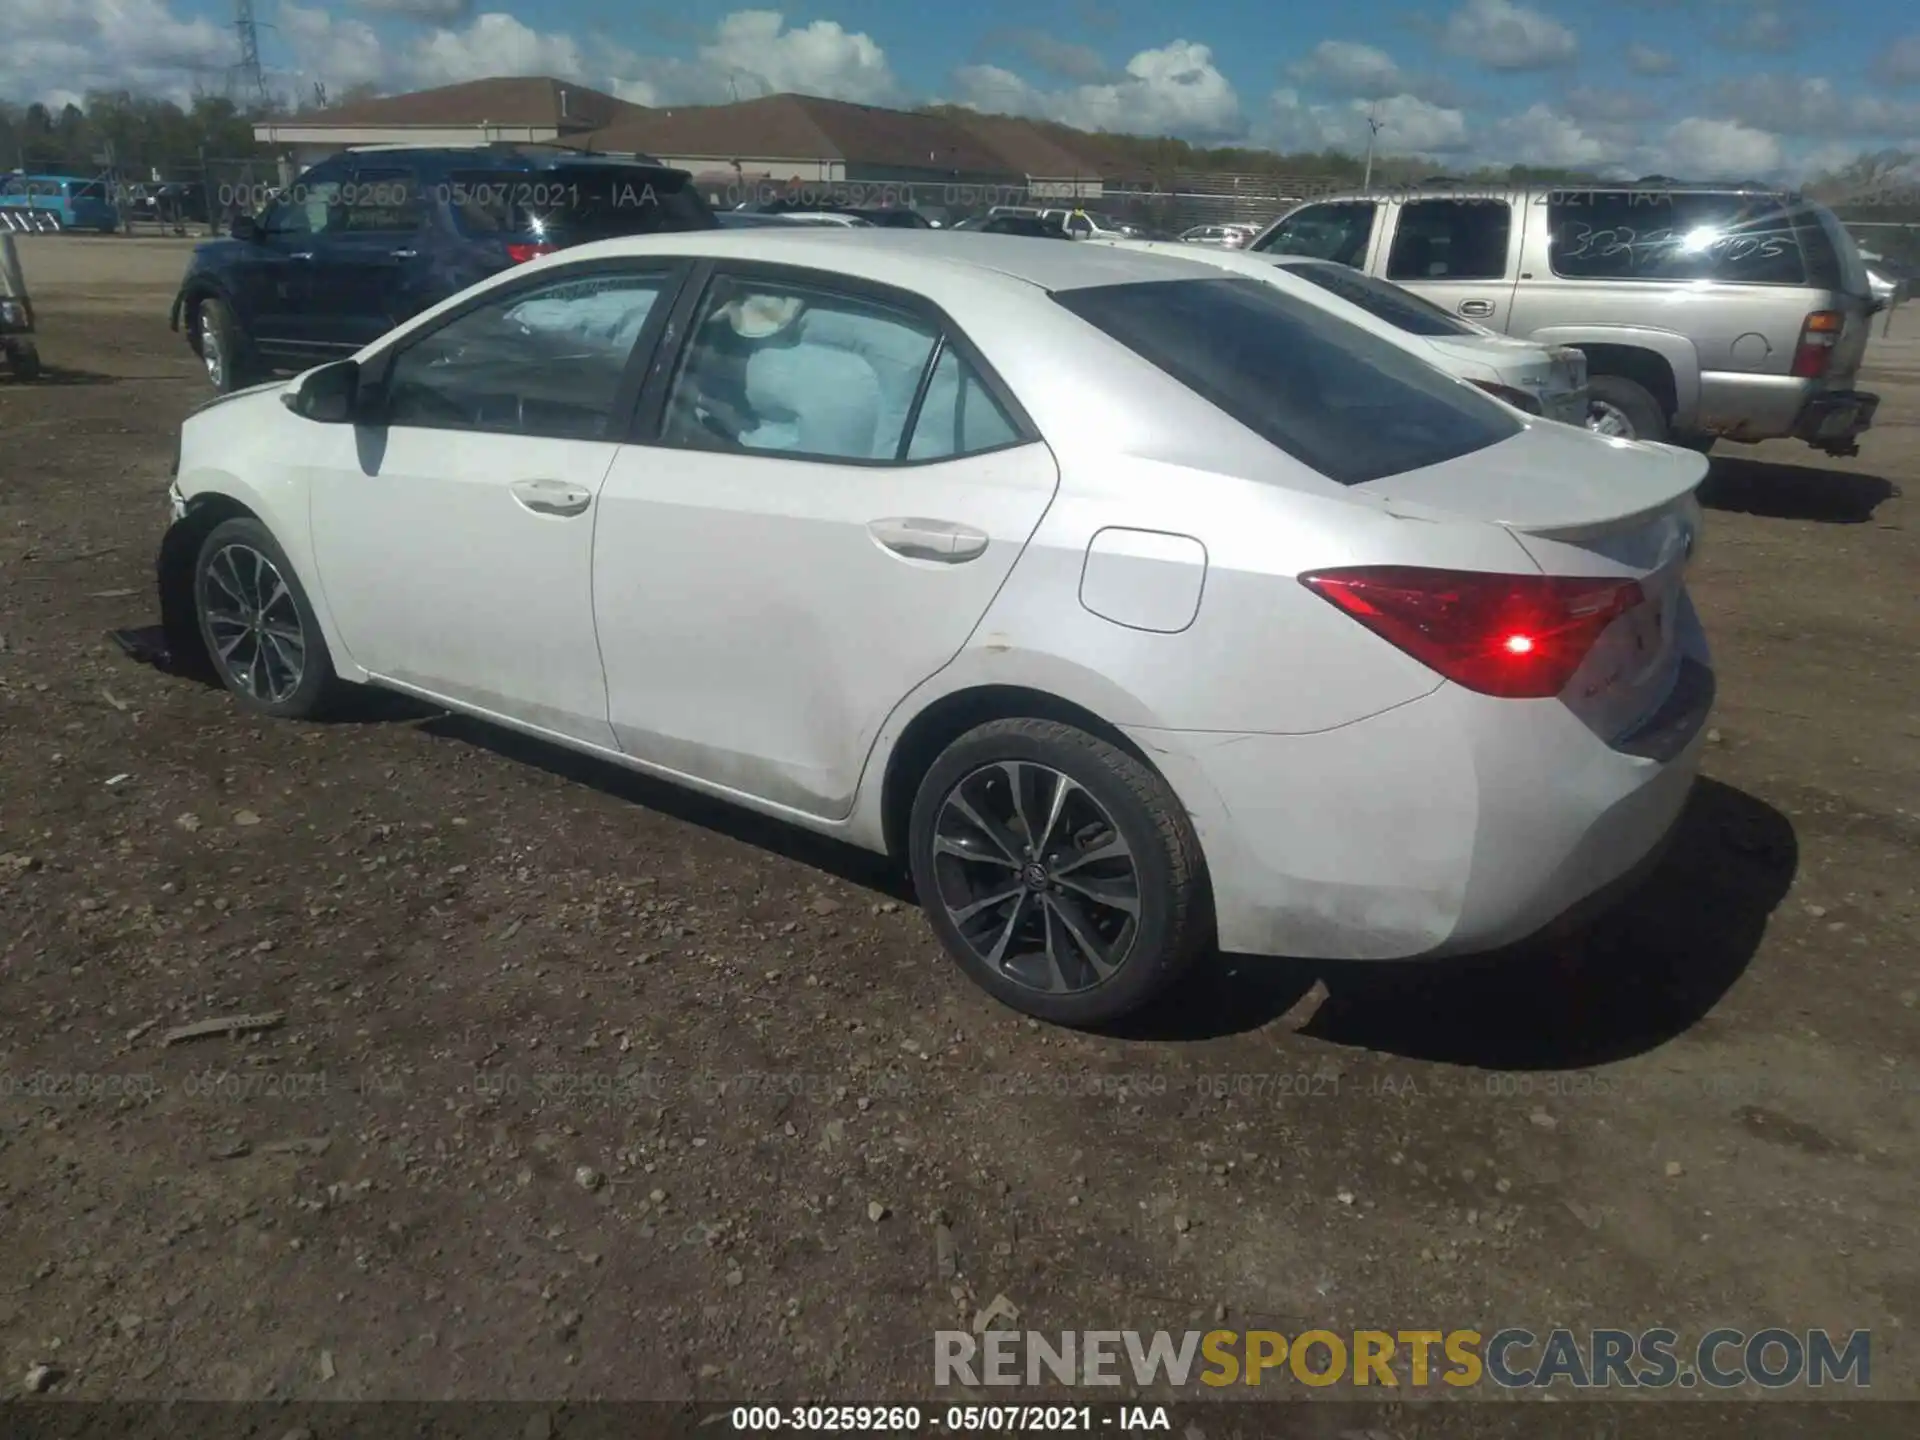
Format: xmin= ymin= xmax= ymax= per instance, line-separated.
xmin=233 ymin=0 xmax=269 ymax=109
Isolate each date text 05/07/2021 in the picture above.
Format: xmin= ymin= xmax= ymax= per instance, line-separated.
xmin=726 ymin=1404 xmax=1170 ymax=1433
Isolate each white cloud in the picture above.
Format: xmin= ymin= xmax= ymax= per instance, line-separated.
xmin=1288 ymin=40 xmax=1403 ymax=98
xmin=1874 ymin=34 xmax=1920 ymax=86
xmin=954 ymin=40 xmax=1245 ymax=141
xmin=1485 ymin=104 xmax=1610 ymax=168
xmin=1265 ymin=88 xmax=1469 ymax=155
xmin=1625 ymin=42 xmax=1678 ymax=77
xmin=1441 ymin=0 xmax=1577 ymax=70
xmin=1562 ymin=86 xmax=1664 ymax=124
xmin=281 ymin=1 xmax=393 ymax=93
xmin=1643 ymin=117 xmax=1785 ymax=179
xmin=1707 ymin=74 xmax=1920 ymax=139
xmin=0 ymin=0 xmax=232 ymax=107
xmin=1720 ymin=6 xmax=1794 ymax=54
xmin=408 ymin=12 xmax=591 ymax=88
xmin=270 ymin=6 xmax=903 ymax=111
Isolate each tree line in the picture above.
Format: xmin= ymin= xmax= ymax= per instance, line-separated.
xmin=0 ymin=92 xmax=264 ymax=177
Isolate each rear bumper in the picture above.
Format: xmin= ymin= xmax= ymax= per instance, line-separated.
xmin=1792 ymin=389 xmax=1879 ymax=457
xmin=1697 ymin=372 xmax=1879 ymax=453
xmin=1128 ymin=645 xmax=1712 ymax=962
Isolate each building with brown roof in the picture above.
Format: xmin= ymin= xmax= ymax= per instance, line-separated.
xmin=250 ymin=76 xmax=1112 ymax=216
xmin=252 ymin=76 xmax=649 ymax=172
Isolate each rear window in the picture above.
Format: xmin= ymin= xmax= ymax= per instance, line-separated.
xmin=1055 ymin=277 xmax=1520 ymax=486
xmin=1546 ymin=190 xmax=1836 ymax=286
xmin=1273 ymin=261 xmax=1482 ymax=337
xmin=448 ymin=166 xmax=714 ymax=242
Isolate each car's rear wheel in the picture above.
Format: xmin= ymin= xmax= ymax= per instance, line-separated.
xmin=193 ymin=517 xmax=341 ymax=720
xmin=197 ymin=297 xmax=258 ymax=394
xmin=1586 ymin=374 xmax=1668 ymax=443
xmin=6 ymin=340 xmax=39 ymax=382
xmin=908 ymin=718 xmax=1211 ymax=1027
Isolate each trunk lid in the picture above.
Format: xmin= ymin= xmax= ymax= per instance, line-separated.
xmin=1358 ymin=423 xmax=1708 ymax=742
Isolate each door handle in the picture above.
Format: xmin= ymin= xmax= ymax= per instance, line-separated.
xmin=510 ymin=478 xmax=592 ymax=517
xmin=868 ymin=517 xmax=989 ymax=563
xmin=289 ymin=251 xmax=314 ymax=261
xmin=1458 ymin=299 xmax=1495 ymax=318
xmin=390 ymin=248 xmax=418 ymax=259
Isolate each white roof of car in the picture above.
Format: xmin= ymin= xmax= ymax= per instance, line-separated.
xmin=555 ymin=228 xmax=1233 ymax=294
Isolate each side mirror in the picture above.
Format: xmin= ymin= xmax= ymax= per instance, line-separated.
xmin=230 ymin=213 xmax=262 ymax=243
xmin=282 ymin=360 xmax=361 ymax=424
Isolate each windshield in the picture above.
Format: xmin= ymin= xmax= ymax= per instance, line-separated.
xmin=1272 ymin=260 xmax=1482 ymax=337
xmin=1055 ymin=277 xmax=1519 ymax=486
xmin=448 ymin=166 xmax=714 ymax=242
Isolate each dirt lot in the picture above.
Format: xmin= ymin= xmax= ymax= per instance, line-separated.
xmin=1 ymin=236 xmax=1917 ymax=1409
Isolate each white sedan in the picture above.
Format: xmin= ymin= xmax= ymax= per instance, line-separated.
xmin=1090 ymin=238 xmax=1590 ymax=424
xmin=158 ymin=230 xmax=1714 ymax=1027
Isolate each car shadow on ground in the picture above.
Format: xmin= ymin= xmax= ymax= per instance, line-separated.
xmin=1113 ymin=778 xmax=1798 ymax=1068
xmin=406 ymin=715 xmax=1793 ymax=1068
xmin=420 ymin=712 xmax=915 ymax=898
xmin=1698 ymin=455 xmax=1899 ymax=524
xmin=4 ymin=365 xmax=128 ymax=386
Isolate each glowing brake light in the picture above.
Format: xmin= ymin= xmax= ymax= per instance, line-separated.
xmin=1300 ymin=567 xmax=1645 ymax=699
xmin=1790 ymin=310 xmax=1842 ymax=379
xmin=506 ymin=243 xmax=556 ymax=264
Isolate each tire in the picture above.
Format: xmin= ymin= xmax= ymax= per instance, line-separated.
xmin=193 ymin=517 xmax=342 ymax=720
xmin=908 ymin=717 xmax=1212 ymax=1027
xmin=196 ymin=297 xmax=258 ymax=394
xmin=1586 ymin=374 xmax=1668 ymax=443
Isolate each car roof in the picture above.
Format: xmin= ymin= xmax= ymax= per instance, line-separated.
xmin=339 ymin=145 xmax=678 ymax=173
xmin=1294 ymin=180 xmax=1802 ymax=205
xmin=556 ymin=228 xmax=1238 ymax=293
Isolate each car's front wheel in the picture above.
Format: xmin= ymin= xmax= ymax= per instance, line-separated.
xmin=196 ymin=297 xmax=259 ymax=394
xmin=908 ymin=718 xmax=1212 ymax=1026
xmin=193 ymin=517 xmax=341 ymax=720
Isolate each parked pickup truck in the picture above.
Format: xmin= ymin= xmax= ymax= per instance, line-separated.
xmin=1247 ymin=182 xmax=1882 ymax=455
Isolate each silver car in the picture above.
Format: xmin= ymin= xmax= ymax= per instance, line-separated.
xmin=1248 ymin=183 xmax=1881 ymax=455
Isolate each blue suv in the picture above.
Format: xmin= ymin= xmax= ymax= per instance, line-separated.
xmin=170 ymin=146 xmax=717 ymax=392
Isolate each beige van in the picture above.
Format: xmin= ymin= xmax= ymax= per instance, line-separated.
xmin=1247 ymin=183 xmax=1882 ymax=455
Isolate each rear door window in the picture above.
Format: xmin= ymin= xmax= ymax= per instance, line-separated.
xmin=1273 ymin=261 xmax=1485 ymax=336
xmin=1055 ymin=277 xmax=1519 ymax=486
xmin=1546 ymin=191 xmax=1816 ymax=285
xmin=1386 ymin=200 xmax=1513 ymax=282
xmin=344 ymin=168 xmax=423 ymax=233
xmin=1250 ymin=202 xmax=1379 ymax=268
xmin=447 ymin=167 xmax=715 ymax=243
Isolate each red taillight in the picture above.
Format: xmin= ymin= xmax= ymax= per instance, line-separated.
xmin=506 ymin=243 xmax=556 ymax=264
xmin=1470 ymin=380 xmax=1543 ymax=415
xmin=1790 ymin=309 xmax=1842 ymax=379
xmin=1300 ymin=567 xmax=1644 ymax=699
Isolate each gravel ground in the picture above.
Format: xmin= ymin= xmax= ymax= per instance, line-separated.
xmin=1 ymin=245 xmax=1917 ymax=1407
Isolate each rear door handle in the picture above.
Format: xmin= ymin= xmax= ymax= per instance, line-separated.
xmin=1458 ymin=299 xmax=1495 ymax=318
xmin=868 ymin=517 xmax=989 ymax=563
xmin=510 ymin=478 xmax=592 ymax=517
xmin=390 ymin=248 xmax=418 ymax=259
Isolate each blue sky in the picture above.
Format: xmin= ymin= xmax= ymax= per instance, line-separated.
xmin=7 ymin=0 xmax=1920 ymax=178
